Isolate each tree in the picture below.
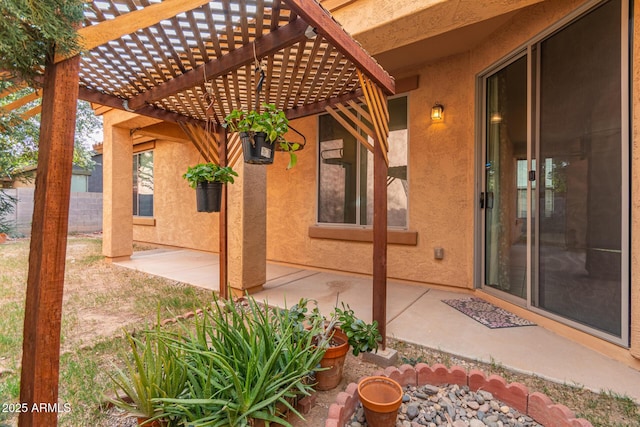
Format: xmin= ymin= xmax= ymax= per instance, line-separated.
xmin=0 ymin=0 xmax=84 ymax=85
xmin=0 ymin=0 xmax=96 ymax=232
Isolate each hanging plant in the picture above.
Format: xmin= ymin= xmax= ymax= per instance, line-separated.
xmin=224 ymin=103 xmax=300 ymax=169
xmin=182 ymin=163 xmax=238 ymax=213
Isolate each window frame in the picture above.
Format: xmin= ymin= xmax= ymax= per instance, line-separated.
xmin=132 ymin=148 xmax=154 ymax=218
xmin=315 ymin=94 xmax=410 ymax=229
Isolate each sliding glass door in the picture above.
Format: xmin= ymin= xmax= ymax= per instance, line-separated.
xmin=480 ymin=0 xmax=629 ymax=343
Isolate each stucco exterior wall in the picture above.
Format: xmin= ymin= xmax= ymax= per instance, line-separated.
xmin=132 ymin=138 xmax=219 ymax=252
xmin=267 ymin=0 xmax=598 ymax=290
xmin=266 ymin=53 xmax=475 ymax=289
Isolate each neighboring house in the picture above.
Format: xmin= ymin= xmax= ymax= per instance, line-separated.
xmin=97 ymin=0 xmax=640 ymax=372
xmin=3 ymin=154 xmax=103 ymax=193
xmin=87 ymin=151 xmax=103 ymax=193
xmin=0 ymin=154 xmax=104 ymax=235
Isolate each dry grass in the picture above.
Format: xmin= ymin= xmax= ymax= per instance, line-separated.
xmin=0 ymin=236 xmax=213 ymax=426
xmin=0 ymin=237 xmax=638 ymax=426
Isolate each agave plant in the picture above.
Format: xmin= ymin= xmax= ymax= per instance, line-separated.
xmin=157 ymin=294 xmax=325 ymax=426
xmin=106 ymin=327 xmax=187 ymax=425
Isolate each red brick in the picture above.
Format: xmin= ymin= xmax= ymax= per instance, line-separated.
xmin=485 ymin=376 xmax=526 ymax=414
xmin=571 ymin=419 xmax=594 ymax=427
xmin=327 ymin=403 xmax=343 ymax=422
xmin=528 ymin=392 xmax=558 ymax=426
xmin=387 ymin=364 xmax=416 ymax=387
xmin=160 ymin=318 xmax=176 ymax=326
xmin=297 ymin=393 xmax=316 ymax=415
xmin=345 ymin=382 xmax=358 ymax=397
xmin=468 ymin=369 xmax=486 ymax=391
xmin=448 ymin=366 xmax=468 ymax=386
xmin=324 ymin=419 xmax=340 ymax=427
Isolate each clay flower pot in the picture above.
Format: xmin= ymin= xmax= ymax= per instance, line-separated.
xmin=136 ymin=417 xmax=165 ymax=426
xmin=0 ymin=233 xmax=6 ymax=244
xmin=314 ymin=328 xmax=349 ymax=391
xmin=357 ymin=376 xmax=403 ymax=427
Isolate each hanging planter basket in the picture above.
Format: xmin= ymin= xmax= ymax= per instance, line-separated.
xmin=196 ymin=181 xmax=223 ymax=213
xmin=241 ymin=131 xmax=275 ymax=165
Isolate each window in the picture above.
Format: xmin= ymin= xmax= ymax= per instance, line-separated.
xmin=133 ymin=150 xmax=154 ymax=217
xmin=70 ymin=174 xmax=88 ymax=192
xmin=318 ymin=96 xmax=408 ymax=227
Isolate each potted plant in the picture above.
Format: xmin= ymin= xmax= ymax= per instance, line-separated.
xmin=286 ymin=298 xmax=381 ymax=391
xmin=182 ymin=163 xmax=237 ymax=213
xmin=224 ymin=103 xmax=300 ymax=169
xmin=357 ymin=376 xmax=403 ymax=427
xmin=106 ymin=328 xmax=187 ymax=426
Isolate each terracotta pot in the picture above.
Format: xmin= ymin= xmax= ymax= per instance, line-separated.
xmin=357 ymin=376 xmax=403 ymax=427
xmin=136 ymin=417 xmax=165 ymax=427
xmin=0 ymin=233 xmax=6 ymax=244
xmin=314 ymin=328 xmax=349 ymax=391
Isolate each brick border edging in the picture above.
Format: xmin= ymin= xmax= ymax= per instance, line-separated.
xmin=325 ymin=363 xmax=594 ymax=427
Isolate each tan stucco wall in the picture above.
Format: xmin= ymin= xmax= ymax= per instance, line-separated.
xmin=266 ymin=54 xmax=476 ymax=289
xmin=267 ymin=0 xmax=597 ymax=289
xmin=132 ymin=138 xmax=219 ymax=252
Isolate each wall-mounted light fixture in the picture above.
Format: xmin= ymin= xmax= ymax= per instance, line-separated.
xmin=431 ymin=103 xmax=444 ymax=121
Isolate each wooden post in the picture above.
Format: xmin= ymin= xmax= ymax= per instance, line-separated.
xmin=19 ymin=54 xmax=80 ymax=426
xmin=373 ymin=136 xmax=388 ymax=349
xmin=218 ymin=126 xmax=228 ymax=300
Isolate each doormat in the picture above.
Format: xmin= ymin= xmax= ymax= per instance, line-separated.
xmin=441 ymin=297 xmax=536 ymax=329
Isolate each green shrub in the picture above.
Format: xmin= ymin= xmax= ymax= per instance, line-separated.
xmin=157 ymin=295 xmax=326 ymax=426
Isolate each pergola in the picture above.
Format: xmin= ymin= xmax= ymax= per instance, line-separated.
xmin=8 ymin=0 xmax=395 ymax=424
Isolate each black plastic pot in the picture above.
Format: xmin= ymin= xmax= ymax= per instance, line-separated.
xmin=195 ymin=181 xmax=222 ymax=213
xmin=240 ymin=131 xmax=275 ymax=164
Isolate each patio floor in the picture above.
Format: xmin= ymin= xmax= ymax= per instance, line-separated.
xmin=114 ymin=247 xmax=640 ymax=403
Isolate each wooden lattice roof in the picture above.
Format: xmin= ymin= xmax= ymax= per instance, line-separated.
xmin=69 ymin=0 xmax=395 ymax=125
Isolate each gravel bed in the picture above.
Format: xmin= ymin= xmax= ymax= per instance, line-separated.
xmin=348 ymin=383 xmax=543 ymax=427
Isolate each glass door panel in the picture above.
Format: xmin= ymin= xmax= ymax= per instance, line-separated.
xmin=536 ymin=0 xmax=622 ymax=336
xmin=484 ymin=56 xmax=528 ymax=300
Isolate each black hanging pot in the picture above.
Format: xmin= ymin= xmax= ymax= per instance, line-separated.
xmin=240 ymin=131 xmax=275 ymax=164
xmin=195 ymin=181 xmax=222 ymax=213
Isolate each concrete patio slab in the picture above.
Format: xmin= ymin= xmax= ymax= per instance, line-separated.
xmin=387 ymin=289 xmax=640 ymax=401
xmin=113 ymin=248 xmax=640 ymax=403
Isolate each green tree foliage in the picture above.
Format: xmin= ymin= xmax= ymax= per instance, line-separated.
xmin=0 ymin=85 xmax=101 ymax=180
xmin=0 ymin=0 xmax=90 ymax=227
xmin=0 ymin=0 xmax=85 ymax=85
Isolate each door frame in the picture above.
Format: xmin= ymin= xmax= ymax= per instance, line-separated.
xmin=473 ymin=0 xmax=630 ymax=346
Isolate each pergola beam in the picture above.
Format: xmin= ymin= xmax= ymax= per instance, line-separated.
xmin=0 ymin=91 xmax=39 ymax=113
xmin=54 ymin=0 xmax=212 ymax=63
xmin=283 ymin=88 xmax=363 ymax=120
xmin=284 ymin=0 xmax=395 ymax=95
xmin=78 ymin=87 xmax=206 ymax=127
xmin=127 ymin=18 xmax=310 ymax=111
